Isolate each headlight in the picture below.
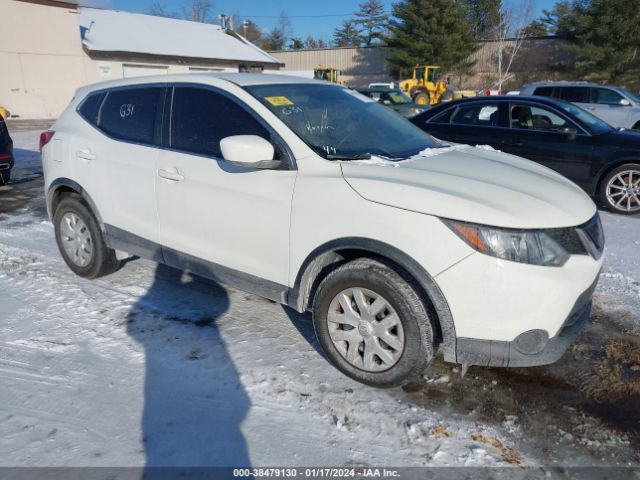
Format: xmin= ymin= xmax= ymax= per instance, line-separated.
xmin=443 ymin=219 xmax=570 ymax=267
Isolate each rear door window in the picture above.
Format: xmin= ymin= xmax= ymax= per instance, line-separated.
xmin=450 ymin=103 xmax=501 ymax=126
xmin=557 ymin=87 xmax=590 ymax=103
xmin=170 ymin=87 xmax=269 ymax=158
xmin=98 ymin=87 xmax=164 ymax=144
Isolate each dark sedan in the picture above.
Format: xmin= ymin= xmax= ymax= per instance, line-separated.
xmin=410 ymin=96 xmax=640 ymax=214
xmin=0 ymin=114 xmax=13 ymax=185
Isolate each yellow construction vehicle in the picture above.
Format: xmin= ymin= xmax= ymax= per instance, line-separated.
xmin=314 ymin=67 xmax=341 ymax=84
xmin=398 ymin=65 xmax=476 ymax=105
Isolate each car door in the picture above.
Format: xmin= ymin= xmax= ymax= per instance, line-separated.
xmin=420 ymin=101 xmax=508 ymax=149
xmin=73 ymin=86 xmax=165 ymax=250
xmin=155 ymin=85 xmax=297 ymax=295
xmin=501 ymin=101 xmax=594 ymax=189
xmin=589 ymin=87 xmax=630 ymax=128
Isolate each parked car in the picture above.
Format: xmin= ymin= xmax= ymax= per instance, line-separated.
xmin=357 ymin=86 xmax=428 ymax=117
xmin=521 ymin=81 xmax=640 ymax=130
xmin=42 ymin=74 xmax=603 ymax=387
xmin=411 ymin=95 xmax=640 ymax=214
xmin=0 ymin=113 xmax=13 ymax=185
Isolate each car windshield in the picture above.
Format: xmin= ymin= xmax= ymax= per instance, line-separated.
xmin=245 ymin=83 xmax=442 ymax=159
xmin=554 ymin=100 xmax=614 ymax=134
xmin=382 ymin=90 xmax=412 ymax=105
xmin=620 ymin=88 xmax=640 ymax=104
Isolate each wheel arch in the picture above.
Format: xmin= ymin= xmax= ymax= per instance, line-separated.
xmin=47 ymin=178 xmax=105 ymax=233
xmin=288 ymin=237 xmax=457 ymax=361
xmin=594 ymin=159 xmax=640 ymax=196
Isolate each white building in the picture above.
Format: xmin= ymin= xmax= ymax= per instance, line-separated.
xmin=0 ymin=0 xmax=283 ymax=118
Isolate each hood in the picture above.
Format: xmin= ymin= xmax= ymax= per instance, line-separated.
xmin=341 ymin=146 xmax=596 ymax=229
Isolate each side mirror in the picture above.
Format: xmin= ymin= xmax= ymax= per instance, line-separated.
xmin=620 ymin=99 xmax=632 ymax=107
xmin=560 ymin=126 xmax=577 ymax=140
xmin=220 ymin=135 xmax=281 ymax=169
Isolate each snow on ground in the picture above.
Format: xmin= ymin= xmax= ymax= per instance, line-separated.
xmin=0 ymin=131 xmax=639 ymax=470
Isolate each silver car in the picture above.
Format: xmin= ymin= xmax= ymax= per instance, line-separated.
xmin=521 ymin=81 xmax=640 ymax=130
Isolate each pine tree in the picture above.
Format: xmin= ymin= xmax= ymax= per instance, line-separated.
xmin=458 ymin=0 xmax=501 ymax=39
xmin=264 ymin=28 xmax=286 ymax=51
xmin=333 ymin=20 xmax=363 ymax=47
xmin=354 ymin=0 xmax=389 ymax=46
xmin=385 ymin=0 xmax=477 ymax=75
xmin=544 ymin=0 xmax=640 ymax=82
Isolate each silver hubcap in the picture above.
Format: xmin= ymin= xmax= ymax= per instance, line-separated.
xmin=327 ymin=287 xmax=405 ymax=372
xmin=60 ymin=213 xmax=93 ymax=267
xmin=606 ymin=170 xmax=640 ymax=213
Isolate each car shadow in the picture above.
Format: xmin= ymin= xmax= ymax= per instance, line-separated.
xmin=281 ymin=305 xmax=325 ymax=358
xmin=125 ymin=262 xmax=251 ymax=471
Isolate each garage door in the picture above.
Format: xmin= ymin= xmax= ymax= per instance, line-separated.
xmin=122 ymin=65 xmax=169 ymax=78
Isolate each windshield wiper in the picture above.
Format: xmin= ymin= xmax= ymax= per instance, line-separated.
xmin=325 ymin=153 xmax=372 ymax=160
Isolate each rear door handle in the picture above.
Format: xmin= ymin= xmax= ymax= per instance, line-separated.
xmin=158 ymin=167 xmax=185 ymax=182
xmin=76 ymin=149 xmax=96 ymax=161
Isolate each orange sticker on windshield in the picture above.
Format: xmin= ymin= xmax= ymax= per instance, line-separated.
xmin=265 ymin=96 xmax=294 ymax=106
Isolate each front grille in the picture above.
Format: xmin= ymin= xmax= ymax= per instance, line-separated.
xmin=546 ymin=213 xmax=604 ymax=260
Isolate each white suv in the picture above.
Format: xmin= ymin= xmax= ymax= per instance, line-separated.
xmin=41 ymin=74 xmax=604 ymax=387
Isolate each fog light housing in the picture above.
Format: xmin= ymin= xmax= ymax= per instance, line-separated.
xmin=513 ymin=329 xmax=549 ymax=355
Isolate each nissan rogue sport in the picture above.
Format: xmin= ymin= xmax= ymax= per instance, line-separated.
xmin=41 ymin=74 xmax=605 ymax=387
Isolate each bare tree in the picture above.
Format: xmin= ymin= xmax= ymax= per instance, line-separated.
xmin=494 ymin=0 xmax=534 ymax=92
xmin=182 ymin=0 xmax=215 ymax=23
xmin=148 ymin=2 xmax=179 ymax=18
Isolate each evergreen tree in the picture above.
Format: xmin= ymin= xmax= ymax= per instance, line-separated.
xmin=289 ymin=37 xmax=305 ymax=49
xmin=519 ymin=19 xmax=548 ymax=37
xmin=333 ymin=20 xmax=363 ymax=47
xmin=385 ymin=0 xmax=477 ymax=75
xmin=458 ymin=0 xmax=501 ymax=39
xmin=544 ymin=0 xmax=640 ymax=82
xmin=264 ymin=28 xmax=286 ymax=51
xmin=354 ymin=0 xmax=389 ymax=46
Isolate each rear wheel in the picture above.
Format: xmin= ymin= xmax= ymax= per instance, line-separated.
xmin=312 ymin=258 xmax=435 ymax=388
xmin=599 ymin=163 xmax=640 ymax=214
xmin=0 ymin=169 xmax=10 ymax=185
xmin=53 ymin=196 xmax=120 ymax=278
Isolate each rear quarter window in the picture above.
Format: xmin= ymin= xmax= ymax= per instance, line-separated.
xmin=98 ymin=87 xmax=163 ymax=144
xmin=77 ymin=92 xmax=106 ymax=126
xmin=533 ymin=87 xmax=554 ymax=97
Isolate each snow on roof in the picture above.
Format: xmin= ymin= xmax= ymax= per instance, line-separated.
xmin=78 ymin=7 xmax=282 ymax=66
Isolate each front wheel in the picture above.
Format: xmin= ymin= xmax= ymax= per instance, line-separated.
xmin=53 ymin=196 xmax=120 ymax=278
xmin=599 ymin=164 xmax=640 ymax=214
xmin=312 ymin=258 xmax=435 ymax=388
xmin=412 ymin=92 xmax=430 ymax=106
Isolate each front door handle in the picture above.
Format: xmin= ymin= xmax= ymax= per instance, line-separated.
xmin=76 ymin=149 xmax=96 ymax=161
xmin=158 ymin=167 xmax=185 ymax=182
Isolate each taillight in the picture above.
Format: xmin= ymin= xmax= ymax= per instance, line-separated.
xmin=39 ymin=131 xmax=55 ymax=153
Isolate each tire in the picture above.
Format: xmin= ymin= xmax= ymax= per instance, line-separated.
xmin=0 ymin=169 xmax=10 ymax=185
xmin=413 ymin=92 xmax=430 ymax=106
xmin=598 ymin=163 xmax=640 ymax=215
xmin=312 ymin=258 xmax=435 ymax=388
xmin=53 ymin=196 xmax=120 ymax=278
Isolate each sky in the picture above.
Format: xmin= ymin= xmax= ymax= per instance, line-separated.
xmin=96 ymin=0 xmax=559 ymax=43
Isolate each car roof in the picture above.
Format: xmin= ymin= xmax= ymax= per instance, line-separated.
xmin=420 ymin=95 xmax=574 ymax=115
xmin=75 ymin=72 xmax=330 ymax=96
xmin=357 ymin=86 xmax=401 ymax=92
xmin=522 ymin=81 xmax=601 ymax=88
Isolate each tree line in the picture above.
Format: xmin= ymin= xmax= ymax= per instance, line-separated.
xmin=148 ymin=0 xmax=640 ymax=85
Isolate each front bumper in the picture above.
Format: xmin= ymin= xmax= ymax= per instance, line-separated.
xmin=454 ymin=276 xmax=597 ymax=368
